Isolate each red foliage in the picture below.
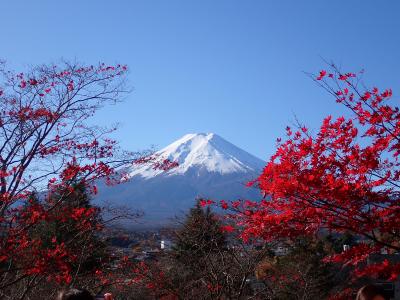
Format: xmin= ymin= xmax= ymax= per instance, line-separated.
xmin=228 ymin=66 xmax=400 ymax=280
xmin=199 ymin=199 xmax=215 ymax=207
xmin=133 ymin=155 xmax=180 ymax=171
xmin=0 ymin=61 xmax=176 ymax=292
xmin=316 ymin=70 xmax=327 ymax=80
xmin=220 ymin=225 xmax=235 ymax=233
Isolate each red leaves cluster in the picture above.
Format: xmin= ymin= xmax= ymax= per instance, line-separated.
xmin=133 ymin=155 xmax=179 ymax=172
xmin=226 ymin=66 xmax=400 ymax=281
xmin=316 ymin=70 xmax=327 ymax=80
xmin=0 ymin=61 xmax=169 ymax=293
xmin=207 ymin=282 xmax=222 ymax=292
xmin=0 ymin=61 xmax=180 ymax=295
xmin=11 ymin=63 xmax=128 ymax=97
xmin=1 ymin=188 xmax=99 ymax=285
xmin=152 ymin=159 xmax=179 ymax=171
xmin=199 ymin=199 xmax=215 ymax=207
xmin=220 ymin=225 xmax=235 ymax=233
xmin=6 ymin=106 xmax=58 ymax=123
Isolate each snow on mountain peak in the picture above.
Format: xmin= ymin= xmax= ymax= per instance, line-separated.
xmin=128 ymin=133 xmax=265 ymax=179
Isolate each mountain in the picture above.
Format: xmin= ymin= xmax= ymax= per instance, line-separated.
xmin=96 ymin=133 xmax=265 ymax=228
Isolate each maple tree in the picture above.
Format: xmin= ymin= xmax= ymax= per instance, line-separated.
xmin=218 ymin=64 xmax=400 ymax=288
xmin=173 ymin=201 xmax=227 ymax=261
xmin=0 ymin=60 xmax=176 ymax=299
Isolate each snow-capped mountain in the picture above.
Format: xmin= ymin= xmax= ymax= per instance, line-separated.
xmin=97 ymin=133 xmax=265 ymax=228
xmin=129 ymin=133 xmax=265 ymax=178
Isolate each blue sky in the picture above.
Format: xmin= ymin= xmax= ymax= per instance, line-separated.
xmin=1 ymin=1 xmax=399 ymax=159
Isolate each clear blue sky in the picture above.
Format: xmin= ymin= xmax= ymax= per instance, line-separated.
xmin=1 ymin=1 xmax=399 ymax=159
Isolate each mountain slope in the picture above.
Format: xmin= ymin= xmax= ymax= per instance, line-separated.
xmin=97 ymin=133 xmax=265 ymax=228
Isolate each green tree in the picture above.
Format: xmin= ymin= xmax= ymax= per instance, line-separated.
xmin=154 ymin=202 xmax=268 ymax=299
xmin=172 ymin=201 xmax=226 ymax=264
